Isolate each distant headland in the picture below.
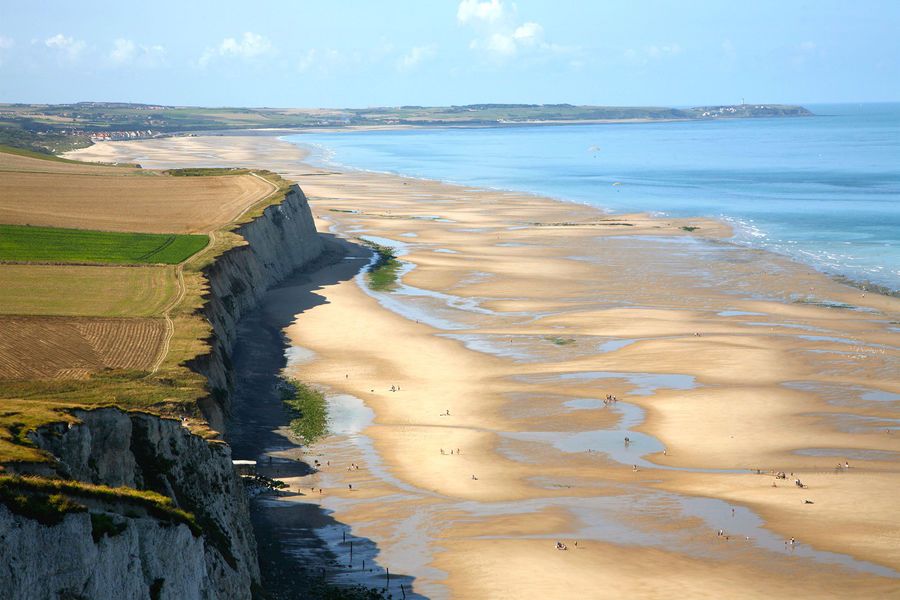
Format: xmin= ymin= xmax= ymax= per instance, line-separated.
xmin=0 ymin=101 xmax=813 ymax=155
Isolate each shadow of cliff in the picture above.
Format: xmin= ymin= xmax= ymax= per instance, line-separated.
xmin=225 ymin=233 xmax=424 ymax=599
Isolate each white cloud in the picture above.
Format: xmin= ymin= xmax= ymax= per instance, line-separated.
xmin=109 ymin=38 xmax=166 ymax=67
xmin=482 ymin=33 xmax=515 ymax=56
xmin=397 ymin=44 xmax=437 ymax=71
xmin=44 ymin=33 xmax=86 ymax=60
xmin=110 ymin=38 xmax=135 ymax=64
xmin=457 ymin=0 xmax=505 ymax=24
xmin=512 ymin=22 xmax=543 ymax=47
xmin=469 ymin=20 xmax=566 ymax=60
xmin=200 ymin=32 xmax=273 ymax=66
xmin=458 ymin=2 xmax=572 ymax=63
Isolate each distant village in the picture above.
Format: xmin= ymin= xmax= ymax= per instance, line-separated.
xmin=88 ymin=129 xmax=157 ymax=141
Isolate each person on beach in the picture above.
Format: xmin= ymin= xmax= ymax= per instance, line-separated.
xmin=472 ymin=474 xmax=478 ymax=480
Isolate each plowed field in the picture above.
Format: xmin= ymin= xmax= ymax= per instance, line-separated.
xmin=0 ymin=154 xmax=273 ymax=233
xmin=0 ymin=316 xmax=166 ymax=379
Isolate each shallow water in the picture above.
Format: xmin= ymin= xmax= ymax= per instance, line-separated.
xmin=553 ymin=370 xmax=699 ymax=396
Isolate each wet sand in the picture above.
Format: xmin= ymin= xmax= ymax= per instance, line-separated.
xmin=69 ymin=135 xmax=900 ymax=598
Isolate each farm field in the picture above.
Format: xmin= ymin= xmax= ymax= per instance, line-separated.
xmin=0 ymin=264 xmax=175 ymax=317
xmin=0 ymin=224 xmax=208 ymax=264
xmin=0 ymin=316 xmax=167 ymax=379
xmin=0 ymin=145 xmax=289 ymax=464
xmin=0 ymin=154 xmax=273 ymax=233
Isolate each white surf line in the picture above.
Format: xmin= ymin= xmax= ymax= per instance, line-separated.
xmin=150 ymin=171 xmax=279 ymax=374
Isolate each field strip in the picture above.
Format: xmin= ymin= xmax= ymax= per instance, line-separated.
xmin=149 ymin=172 xmax=279 ymax=374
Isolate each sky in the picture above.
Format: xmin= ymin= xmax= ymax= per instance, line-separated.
xmin=1 ymin=0 xmax=898 ymax=107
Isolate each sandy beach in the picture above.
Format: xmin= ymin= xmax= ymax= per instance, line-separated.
xmin=69 ymin=135 xmax=900 ymax=598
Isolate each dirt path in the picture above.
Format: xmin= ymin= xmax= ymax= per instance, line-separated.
xmin=150 ymin=172 xmax=278 ymax=374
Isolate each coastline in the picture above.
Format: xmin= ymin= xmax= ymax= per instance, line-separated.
xmin=68 ymin=136 xmax=900 ymax=598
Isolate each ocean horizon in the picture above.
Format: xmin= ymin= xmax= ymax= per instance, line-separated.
xmin=285 ymin=102 xmax=900 ymax=293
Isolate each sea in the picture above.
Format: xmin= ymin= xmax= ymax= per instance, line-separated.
xmin=284 ymin=103 xmax=900 ymax=292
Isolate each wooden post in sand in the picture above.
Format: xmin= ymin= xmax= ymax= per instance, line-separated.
xmin=386 ymin=567 xmax=390 ymax=588
xmin=349 ymin=541 xmax=353 ymax=565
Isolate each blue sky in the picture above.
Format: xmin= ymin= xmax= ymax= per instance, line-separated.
xmin=1 ymin=0 xmax=898 ymax=107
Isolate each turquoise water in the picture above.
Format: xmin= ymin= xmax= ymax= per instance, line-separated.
xmin=285 ymin=103 xmax=900 ymax=291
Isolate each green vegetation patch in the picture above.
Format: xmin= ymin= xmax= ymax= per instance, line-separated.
xmin=545 ymin=336 xmax=576 ymax=346
xmin=0 ymin=144 xmax=85 ymax=164
xmin=279 ymin=378 xmax=328 ymax=444
xmin=359 ymin=239 xmax=402 ymax=292
xmin=163 ymin=167 xmax=250 ymax=177
xmin=90 ymin=512 xmax=128 ymax=542
xmin=0 ymin=481 xmax=87 ymax=526
xmin=0 ymin=224 xmax=208 ymax=265
xmin=680 ymin=226 xmax=699 ymax=232
xmin=0 ymin=475 xmax=201 ymax=534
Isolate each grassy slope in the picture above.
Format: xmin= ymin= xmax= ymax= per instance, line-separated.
xmin=0 ymin=144 xmax=88 ymax=164
xmin=0 ymin=224 xmax=208 ymax=265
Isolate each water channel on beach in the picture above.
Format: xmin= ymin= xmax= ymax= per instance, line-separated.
xmin=237 ymin=228 xmax=900 ymax=597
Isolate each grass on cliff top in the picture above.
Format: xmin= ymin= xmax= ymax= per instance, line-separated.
xmin=0 ymin=475 xmax=200 ymax=533
xmin=0 ymin=143 xmax=87 ymax=164
xmin=0 ymin=370 xmax=208 ymax=462
xmin=280 ymin=378 xmax=328 ymax=444
xmin=0 ymin=224 xmax=209 ymax=265
xmin=164 ymin=167 xmax=251 ymax=177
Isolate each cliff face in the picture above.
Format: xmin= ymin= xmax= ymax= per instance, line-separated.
xmin=1 ymin=184 xmax=324 ymax=599
xmin=1 ymin=503 xmax=210 ymax=600
xmin=5 ymin=408 xmax=256 ymax=600
xmin=192 ymin=186 xmax=323 ymax=431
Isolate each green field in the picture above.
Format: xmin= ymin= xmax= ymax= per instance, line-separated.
xmin=0 ymin=264 xmax=175 ymax=317
xmin=0 ymin=224 xmax=208 ymax=264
